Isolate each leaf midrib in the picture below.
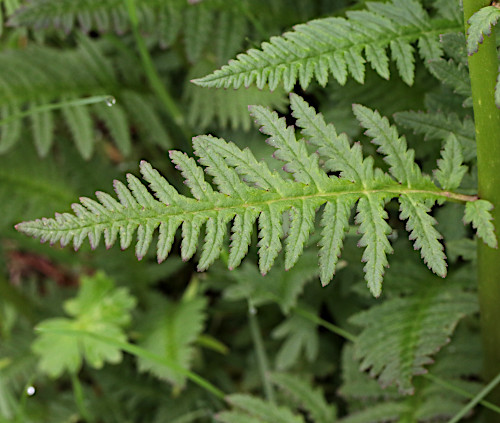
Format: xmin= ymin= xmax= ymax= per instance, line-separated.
xmin=27 ymin=183 xmax=475 ymax=233
xmin=198 ymin=20 xmax=461 ymax=82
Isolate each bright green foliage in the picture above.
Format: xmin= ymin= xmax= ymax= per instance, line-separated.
xmin=434 ymin=134 xmax=467 ymax=191
xmin=466 ymin=5 xmax=500 ymax=55
xmin=217 ymin=394 xmax=305 ymax=423
xmin=193 ymin=0 xmax=461 ymax=90
xmin=464 ymin=200 xmax=498 ymax=248
xmin=137 ymin=293 xmax=207 ymax=389
xmin=31 ymin=272 xmax=136 ymax=378
xmin=5 ymin=0 xmax=500 ymax=420
xmin=16 ymin=96 xmax=492 ymax=297
xmin=349 ymin=279 xmax=478 ymax=395
xmin=271 ymin=373 xmax=337 ymax=423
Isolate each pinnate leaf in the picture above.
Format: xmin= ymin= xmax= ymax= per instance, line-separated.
xmin=16 ymin=96 xmax=490 ymax=297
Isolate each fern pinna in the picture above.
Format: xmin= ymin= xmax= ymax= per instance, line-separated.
xmin=15 ymin=95 xmax=495 ymax=297
xmin=193 ymin=0 xmax=462 ymax=90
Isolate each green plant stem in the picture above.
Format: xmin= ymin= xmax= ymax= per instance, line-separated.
xmin=423 ymin=373 xmax=500 ymax=415
xmin=294 ymin=306 xmax=356 ymax=342
xmin=0 ymin=95 xmax=114 ymax=127
xmin=70 ymin=372 xmax=94 ymax=423
xmin=237 ymin=1 xmax=269 ymax=40
xmin=247 ymin=304 xmax=275 ymax=404
xmin=35 ymin=327 xmax=226 ymax=400
xmin=463 ymin=0 xmax=500 ymax=414
xmin=14 ymin=379 xmax=34 ymax=423
xmin=124 ymin=0 xmax=189 ymax=139
xmin=447 ymin=370 xmax=500 ymax=423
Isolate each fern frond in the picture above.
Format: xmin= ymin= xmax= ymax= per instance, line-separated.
xmin=0 ymin=41 xmax=163 ymax=157
xmin=215 ymin=10 xmax=247 ymax=66
xmin=193 ymin=0 xmax=460 ymax=90
xmin=9 ymin=0 xmax=246 ymax=67
xmin=350 ymin=281 xmax=478 ymax=394
xmin=8 ymin=0 xmax=137 ymax=34
xmin=184 ymin=2 xmax=214 ymax=63
xmin=16 ymin=97 xmax=490 ymax=297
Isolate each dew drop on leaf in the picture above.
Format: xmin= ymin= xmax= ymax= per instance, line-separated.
xmin=105 ymin=96 xmax=116 ymax=107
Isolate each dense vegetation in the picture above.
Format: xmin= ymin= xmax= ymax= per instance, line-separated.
xmin=2 ymin=0 xmax=500 ymax=421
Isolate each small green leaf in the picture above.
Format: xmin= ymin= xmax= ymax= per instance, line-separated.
xmin=464 ymin=200 xmax=498 ymax=248
xmin=467 ymin=6 xmax=500 ymax=55
xmin=434 ymin=134 xmax=467 ymax=190
xmin=137 ymin=294 xmax=206 ymax=388
xmin=32 ymin=272 xmax=136 ymax=378
xmin=272 ymin=312 xmax=318 ymax=370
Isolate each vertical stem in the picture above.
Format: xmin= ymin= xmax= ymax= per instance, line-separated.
xmin=70 ymin=372 xmax=94 ymax=423
xmin=463 ymin=0 xmax=500 ymax=414
xmin=247 ymin=304 xmax=275 ymax=403
xmin=124 ymin=0 xmax=189 ymax=139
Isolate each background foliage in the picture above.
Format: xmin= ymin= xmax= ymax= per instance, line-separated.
xmin=1 ymin=0 xmax=498 ymax=421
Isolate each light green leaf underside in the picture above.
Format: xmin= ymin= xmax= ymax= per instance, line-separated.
xmin=16 ymin=96 xmax=488 ymax=297
xmin=464 ymin=200 xmax=498 ymax=248
xmin=434 ymin=134 xmax=467 ymax=191
xmin=193 ymin=0 xmax=460 ymax=90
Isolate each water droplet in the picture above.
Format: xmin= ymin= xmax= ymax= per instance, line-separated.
xmin=26 ymin=386 xmax=35 ymax=396
xmin=105 ymin=96 xmax=116 ymax=107
xmin=249 ymin=305 xmax=257 ymax=315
